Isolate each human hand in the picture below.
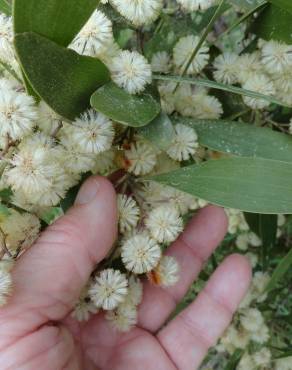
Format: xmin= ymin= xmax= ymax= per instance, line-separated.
xmin=0 ymin=176 xmax=251 ymax=370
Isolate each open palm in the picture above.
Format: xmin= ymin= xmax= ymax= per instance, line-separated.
xmin=0 ymin=176 xmax=251 ymax=370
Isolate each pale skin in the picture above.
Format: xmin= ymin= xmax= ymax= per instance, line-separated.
xmin=0 ymin=176 xmax=252 ymax=370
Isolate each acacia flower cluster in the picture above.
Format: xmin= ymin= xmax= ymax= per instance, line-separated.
xmin=0 ymin=1 xmax=291 ymax=353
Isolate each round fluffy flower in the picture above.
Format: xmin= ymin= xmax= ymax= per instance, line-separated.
xmin=5 ymin=144 xmax=60 ymax=197
xmin=125 ymin=141 xmax=157 ymax=175
xmin=0 ymin=269 xmax=12 ymax=306
xmin=250 ymin=324 xmax=270 ymax=344
xmin=275 ymin=356 xmax=292 ymax=370
xmin=37 ymin=102 xmax=62 ymax=135
xmin=151 ymin=51 xmax=172 ymax=73
xmin=162 ymin=186 xmax=197 ymax=215
xmin=71 ymin=110 xmax=114 ymax=154
xmin=118 ymin=194 xmax=140 ymax=234
xmin=59 ymin=136 xmax=96 ymax=174
xmin=71 ymin=286 xmax=99 ymax=321
xmin=121 ymin=232 xmax=161 ymax=273
xmin=0 ymin=89 xmax=38 ymax=140
xmin=166 ymin=124 xmax=198 ymax=161
xmin=237 ymin=353 xmax=256 ymax=370
xmin=260 ymin=40 xmax=292 ymax=74
xmin=177 ymin=0 xmax=217 ymax=11
xmin=235 ymin=52 xmax=263 ymax=84
xmin=213 ymin=52 xmax=239 ymax=84
xmin=221 ymin=324 xmax=250 ymax=351
xmin=71 ymin=10 xmax=113 ymax=56
xmin=242 ymin=74 xmax=275 ymax=109
xmin=110 ymin=0 xmax=163 ymax=26
xmin=192 ymin=94 xmax=223 ymax=119
xmin=252 ymin=348 xmax=271 ymax=367
xmin=173 ymin=35 xmax=209 ymax=75
xmin=146 ymin=205 xmax=183 ymax=243
xmin=0 ymin=14 xmax=15 ymax=64
xmin=127 ymin=275 xmax=143 ymax=306
xmin=0 ymin=210 xmax=40 ymax=252
xmin=110 ymin=50 xmax=152 ymax=94
xmin=158 ymin=81 xmax=177 ymax=114
xmin=89 ymin=269 xmax=128 ymax=310
xmin=240 ymin=308 xmax=264 ymax=333
xmin=148 ymin=255 xmax=180 ymax=287
xmin=105 ymin=302 xmax=138 ymax=332
xmin=92 ymin=149 xmax=115 ymax=174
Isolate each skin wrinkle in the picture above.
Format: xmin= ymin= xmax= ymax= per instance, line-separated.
xmin=0 ymin=306 xmax=47 ymax=352
xmin=2 ymin=326 xmax=67 ymax=369
xmin=16 ymin=329 xmax=74 ymax=370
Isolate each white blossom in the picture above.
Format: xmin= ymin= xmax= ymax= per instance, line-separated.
xmin=125 ymin=141 xmax=157 ymax=175
xmin=110 ymin=50 xmax=152 ymax=94
xmin=118 ymin=194 xmax=140 ymax=234
xmin=0 ymin=89 xmax=38 ymax=140
xmin=71 ymin=10 xmax=113 ymax=56
xmin=89 ymin=269 xmax=128 ymax=310
xmin=166 ymin=124 xmax=198 ymax=161
xmin=121 ymin=232 xmax=161 ymax=273
xmin=148 ymin=255 xmax=180 ymax=287
xmin=146 ymin=205 xmax=183 ymax=243
xmin=110 ymin=0 xmax=163 ymax=26
xmin=173 ymin=35 xmax=209 ymax=75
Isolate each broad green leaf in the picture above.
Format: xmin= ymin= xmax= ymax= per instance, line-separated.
xmin=244 ymin=212 xmax=277 ymax=267
xmin=228 ymin=0 xmax=264 ymax=9
xmin=252 ymin=4 xmax=292 ymax=43
xmin=138 ymin=113 xmax=175 ymax=150
xmin=153 ymin=74 xmax=290 ymax=108
xmin=267 ymin=0 xmax=292 ymax=15
xmin=265 ymin=247 xmax=292 ymax=292
xmin=13 ymin=0 xmax=99 ymax=46
xmin=175 ymin=118 xmax=292 ymax=163
xmin=91 ymin=82 xmax=161 ymax=127
xmin=14 ymin=32 xmax=109 ymax=120
xmin=0 ymin=0 xmax=11 ymax=15
xmin=150 ymin=157 xmax=292 ymax=214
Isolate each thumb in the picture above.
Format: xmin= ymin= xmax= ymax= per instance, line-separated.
xmin=0 ymin=176 xmax=117 ymax=330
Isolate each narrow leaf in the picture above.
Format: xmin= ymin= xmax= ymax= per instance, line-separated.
xmin=245 ymin=213 xmax=277 ymax=268
xmin=150 ymin=157 xmax=292 ymax=214
xmin=13 ymin=0 xmax=99 ymax=46
xmin=176 ymin=0 xmax=227 ymax=87
xmin=175 ymin=118 xmax=292 ymax=163
xmin=265 ymin=248 xmax=292 ymax=292
xmin=153 ymin=74 xmax=290 ymax=108
xmin=14 ymin=32 xmax=109 ymax=120
xmin=90 ymin=82 xmax=161 ymax=127
xmin=138 ymin=113 xmax=175 ymax=150
xmin=225 ymin=349 xmax=244 ymax=370
xmin=221 ymin=1 xmax=267 ymax=37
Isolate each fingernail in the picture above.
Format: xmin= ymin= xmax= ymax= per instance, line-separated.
xmin=75 ymin=178 xmax=100 ymax=205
